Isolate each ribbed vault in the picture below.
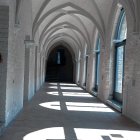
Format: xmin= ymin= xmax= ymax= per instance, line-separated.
xmin=30 ymin=0 xmax=137 ymax=60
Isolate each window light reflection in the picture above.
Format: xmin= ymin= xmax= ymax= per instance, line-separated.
xmin=23 ymin=127 xmax=65 ymax=140
xmin=74 ymin=128 xmax=140 ymax=140
xmin=48 ymin=83 xmax=58 ymax=86
xmin=46 ymin=92 xmax=59 ymax=96
xmin=60 ymin=83 xmax=77 ymax=86
xmin=48 ymin=86 xmax=58 ymax=89
xmin=60 ymin=87 xmax=83 ymax=90
xmin=66 ymin=102 xmax=114 ymax=112
xmin=39 ymin=102 xmax=61 ymax=110
xmin=23 ymin=127 xmax=140 ymax=140
xmin=62 ymin=92 xmax=93 ymax=97
xmin=39 ymin=102 xmax=114 ymax=113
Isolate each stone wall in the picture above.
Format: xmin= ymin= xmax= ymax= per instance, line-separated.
xmin=0 ymin=0 xmax=38 ymax=126
xmin=0 ymin=5 xmax=9 ymax=123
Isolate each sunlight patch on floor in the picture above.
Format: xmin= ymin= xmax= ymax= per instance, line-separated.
xmin=62 ymin=92 xmax=93 ymax=97
xmin=48 ymin=83 xmax=58 ymax=86
xmin=39 ymin=101 xmax=61 ymax=110
xmin=46 ymin=92 xmax=59 ymax=96
xmin=48 ymin=86 xmax=58 ymax=89
xmin=60 ymin=83 xmax=77 ymax=86
xmin=39 ymin=101 xmax=114 ymax=113
xmin=74 ymin=128 xmax=140 ymax=140
xmin=66 ymin=102 xmax=114 ymax=112
xmin=23 ymin=127 xmax=140 ymax=140
xmin=23 ymin=127 xmax=65 ymax=140
xmin=60 ymin=86 xmax=83 ymax=90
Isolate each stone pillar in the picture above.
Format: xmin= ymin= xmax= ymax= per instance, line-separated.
xmin=34 ymin=46 xmax=37 ymax=92
xmin=122 ymin=33 xmax=140 ymax=124
xmin=86 ymin=51 xmax=96 ymax=92
xmin=75 ymin=59 xmax=80 ymax=84
xmin=79 ymin=55 xmax=86 ymax=88
xmin=40 ymin=52 xmax=44 ymax=85
xmin=24 ymin=40 xmax=36 ymax=102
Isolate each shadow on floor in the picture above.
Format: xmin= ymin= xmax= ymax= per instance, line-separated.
xmin=0 ymin=82 xmax=140 ymax=140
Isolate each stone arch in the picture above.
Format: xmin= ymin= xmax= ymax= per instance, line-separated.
xmin=32 ymin=2 xmax=105 ymax=43
xmin=45 ymin=43 xmax=75 ymax=82
xmin=44 ymin=33 xmax=81 ymax=56
xmin=40 ymin=22 xmax=88 ymax=52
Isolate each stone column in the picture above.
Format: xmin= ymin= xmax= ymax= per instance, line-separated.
xmin=122 ymin=33 xmax=140 ymax=123
xmin=79 ymin=55 xmax=86 ymax=88
xmin=86 ymin=51 xmax=96 ymax=92
xmin=75 ymin=59 xmax=80 ymax=84
xmin=35 ymin=50 xmax=41 ymax=90
xmin=24 ymin=40 xmax=36 ymax=102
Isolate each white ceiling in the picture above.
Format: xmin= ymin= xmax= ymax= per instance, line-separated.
xmin=30 ymin=0 xmax=136 ymax=58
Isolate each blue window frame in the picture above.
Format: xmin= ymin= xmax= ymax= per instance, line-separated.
xmin=94 ymin=37 xmax=101 ymax=92
xmin=85 ymin=56 xmax=88 ymax=86
xmin=113 ymin=9 xmax=127 ymax=103
xmin=55 ymin=49 xmax=66 ymax=65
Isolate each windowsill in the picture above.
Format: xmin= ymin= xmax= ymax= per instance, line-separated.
xmin=91 ymin=91 xmax=97 ymax=97
xmin=81 ymin=86 xmax=86 ymax=90
xmin=107 ymin=99 xmax=122 ymax=112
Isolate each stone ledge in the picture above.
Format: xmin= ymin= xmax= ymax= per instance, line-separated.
xmin=91 ymin=91 xmax=97 ymax=97
xmin=107 ymin=99 xmax=122 ymax=112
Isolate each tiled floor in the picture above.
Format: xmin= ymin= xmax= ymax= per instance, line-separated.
xmin=0 ymin=83 xmax=140 ymax=140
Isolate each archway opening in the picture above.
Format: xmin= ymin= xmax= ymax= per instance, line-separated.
xmin=45 ymin=45 xmax=74 ymax=83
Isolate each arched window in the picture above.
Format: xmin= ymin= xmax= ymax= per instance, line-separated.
xmin=113 ymin=9 xmax=127 ymax=103
xmin=94 ymin=36 xmax=101 ymax=92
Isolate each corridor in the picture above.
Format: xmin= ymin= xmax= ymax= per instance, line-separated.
xmin=0 ymin=83 xmax=140 ymax=140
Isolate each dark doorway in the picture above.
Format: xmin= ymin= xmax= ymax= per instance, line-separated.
xmin=45 ymin=45 xmax=74 ymax=82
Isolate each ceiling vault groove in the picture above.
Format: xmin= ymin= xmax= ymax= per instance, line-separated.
xmin=39 ymin=22 xmax=89 ymax=50
xmin=31 ymin=0 xmax=134 ymax=58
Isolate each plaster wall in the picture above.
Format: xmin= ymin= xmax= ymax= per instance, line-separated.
xmin=3 ymin=0 xmax=34 ymax=126
xmin=0 ymin=5 xmax=9 ymax=123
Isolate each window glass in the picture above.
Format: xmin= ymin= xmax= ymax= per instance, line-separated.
xmin=117 ymin=10 xmax=127 ymax=40
xmin=113 ymin=9 xmax=127 ymax=103
xmin=115 ymin=46 xmax=124 ymax=93
xmin=94 ymin=37 xmax=100 ymax=91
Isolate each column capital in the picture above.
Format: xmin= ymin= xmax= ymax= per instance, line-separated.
xmin=25 ymin=40 xmax=36 ymax=48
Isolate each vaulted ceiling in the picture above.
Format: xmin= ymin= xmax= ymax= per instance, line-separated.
xmin=30 ymin=0 xmax=137 ymax=59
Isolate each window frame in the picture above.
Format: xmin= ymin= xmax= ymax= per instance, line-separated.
xmin=113 ymin=8 xmax=127 ymax=103
xmin=94 ymin=37 xmax=101 ymax=92
xmin=113 ymin=40 xmax=126 ymax=103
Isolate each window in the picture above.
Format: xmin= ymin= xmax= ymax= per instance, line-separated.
xmin=55 ymin=49 xmax=66 ymax=65
xmin=94 ymin=37 xmax=101 ymax=92
xmin=85 ymin=56 xmax=88 ymax=86
xmin=57 ymin=52 xmax=61 ymax=64
xmin=113 ymin=9 xmax=127 ymax=103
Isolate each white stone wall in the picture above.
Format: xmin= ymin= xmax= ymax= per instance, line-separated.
xmin=86 ymin=52 xmax=96 ymax=92
xmin=28 ymin=47 xmax=35 ymax=100
xmin=5 ymin=0 xmax=25 ymax=125
xmin=35 ymin=50 xmax=42 ymax=91
xmin=0 ymin=5 xmax=9 ymax=123
xmin=1 ymin=0 xmax=37 ymax=126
